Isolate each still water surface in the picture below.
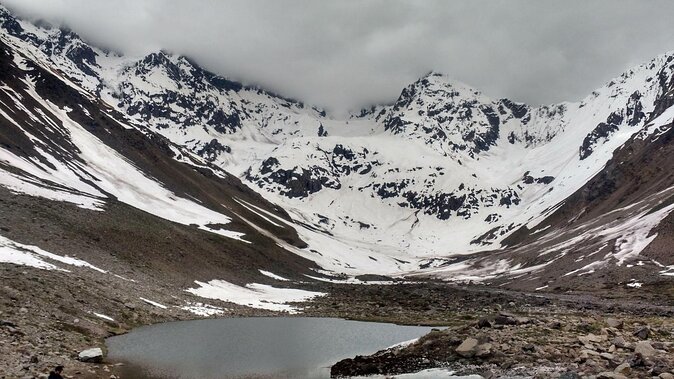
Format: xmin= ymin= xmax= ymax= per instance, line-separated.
xmin=106 ymin=317 xmax=438 ymax=379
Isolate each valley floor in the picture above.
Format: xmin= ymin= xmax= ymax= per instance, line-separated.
xmin=2 ymin=266 xmax=673 ymax=379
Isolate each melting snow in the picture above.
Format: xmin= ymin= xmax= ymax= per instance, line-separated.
xmin=186 ymin=279 xmax=325 ymax=314
xmin=0 ymin=235 xmax=106 ymax=272
xmin=259 ymin=270 xmax=290 ymax=281
xmin=181 ymin=302 xmax=226 ymax=317
xmin=92 ymin=312 xmax=114 ymax=322
xmin=139 ymin=297 xmax=168 ymax=309
xmin=352 ymin=369 xmax=482 ymax=378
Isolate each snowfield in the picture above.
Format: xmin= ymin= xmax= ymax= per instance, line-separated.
xmin=0 ymin=235 xmax=106 ymax=273
xmin=186 ymin=279 xmax=326 ymax=313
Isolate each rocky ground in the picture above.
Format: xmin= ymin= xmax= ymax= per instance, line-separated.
xmin=0 ymin=260 xmax=284 ymax=379
xmin=303 ymin=282 xmax=674 ymax=378
xmin=2 ymin=269 xmax=673 ymax=379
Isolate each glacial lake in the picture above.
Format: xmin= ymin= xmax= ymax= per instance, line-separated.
xmin=106 ymin=317 xmax=439 ymax=379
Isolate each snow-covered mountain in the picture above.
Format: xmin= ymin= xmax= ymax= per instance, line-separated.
xmin=1 ymin=4 xmax=674 ymax=289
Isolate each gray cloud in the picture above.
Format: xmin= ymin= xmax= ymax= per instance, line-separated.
xmin=4 ymin=0 xmax=674 ymax=112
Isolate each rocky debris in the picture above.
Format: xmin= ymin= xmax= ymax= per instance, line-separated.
xmin=614 ymin=362 xmax=631 ymax=376
xmin=493 ymin=312 xmax=518 ymax=325
xmin=455 ymin=337 xmax=492 ymax=358
xmin=606 ymin=318 xmax=623 ymax=329
xmin=634 ymin=326 xmax=651 ymax=340
xmin=330 ymin=304 xmax=674 ymax=379
xmin=476 ymin=318 xmax=491 ymax=329
xmin=559 ymin=371 xmax=581 ymax=379
xmin=596 ymin=372 xmax=627 ymax=379
xmin=578 ymin=333 xmax=606 ymax=347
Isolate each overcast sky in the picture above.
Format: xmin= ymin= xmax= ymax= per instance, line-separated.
xmin=4 ymin=0 xmax=674 ymax=112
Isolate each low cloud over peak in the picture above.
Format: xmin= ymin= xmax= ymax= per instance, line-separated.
xmin=4 ymin=0 xmax=674 ymax=113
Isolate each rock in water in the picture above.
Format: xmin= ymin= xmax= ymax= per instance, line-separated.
xmin=78 ymin=347 xmax=104 ymax=363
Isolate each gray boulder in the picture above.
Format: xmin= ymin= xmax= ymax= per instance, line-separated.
xmin=78 ymin=347 xmax=104 ymax=363
xmin=634 ymin=341 xmax=656 ymax=358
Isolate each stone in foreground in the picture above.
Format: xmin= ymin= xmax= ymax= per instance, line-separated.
xmin=78 ymin=347 xmax=104 ymax=363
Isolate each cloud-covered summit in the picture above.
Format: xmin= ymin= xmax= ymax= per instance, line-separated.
xmin=4 ymin=0 xmax=674 ymax=113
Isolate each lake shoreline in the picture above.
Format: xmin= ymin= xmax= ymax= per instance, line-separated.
xmin=3 ymin=279 xmax=673 ymax=378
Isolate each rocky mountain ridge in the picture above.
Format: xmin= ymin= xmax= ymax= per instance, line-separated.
xmin=1 ymin=4 xmax=674 ymax=289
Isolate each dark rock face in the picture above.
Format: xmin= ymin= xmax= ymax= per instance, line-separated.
xmin=248 ymin=144 xmax=379 ymax=199
xmin=499 ymin=98 xmax=529 ymax=119
xmin=318 ymin=124 xmax=328 ymax=137
xmin=522 ymin=171 xmax=555 ymax=185
xmin=370 ymin=180 xmax=521 ymax=221
xmin=248 ymin=157 xmax=340 ymax=199
xmin=117 ymin=52 xmax=246 ymax=134
xmin=651 ymin=56 xmax=674 ymax=121
xmin=580 ymin=112 xmax=624 ymax=160
xmin=196 ymin=139 xmax=231 ymax=162
xmin=0 ymin=8 xmax=24 ymax=37
xmin=580 ymin=91 xmax=645 ymax=160
xmin=378 ymin=72 xmax=566 ymax=159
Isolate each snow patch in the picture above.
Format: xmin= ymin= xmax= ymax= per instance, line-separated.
xmin=259 ymin=270 xmax=290 ymax=281
xmin=181 ymin=302 xmax=226 ymax=317
xmin=139 ymin=297 xmax=168 ymax=309
xmin=186 ymin=279 xmax=325 ymax=314
xmin=92 ymin=312 xmax=114 ymax=322
xmin=0 ymin=235 xmax=106 ymax=273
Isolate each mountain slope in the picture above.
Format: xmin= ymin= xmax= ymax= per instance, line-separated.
xmin=1 ymin=5 xmax=674 ymax=289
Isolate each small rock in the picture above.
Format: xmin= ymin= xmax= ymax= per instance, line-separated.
xmin=522 ymin=343 xmax=536 ymax=353
xmin=579 ymin=349 xmax=600 ymax=360
xmin=477 ymin=318 xmax=491 ymax=329
xmin=549 ymin=321 xmax=562 ymax=329
xmin=652 ymin=341 xmax=668 ymax=351
xmin=614 ymin=362 xmax=631 ymax=376
xmin=78 ymin=347 xmax=104 ymax=363
xmin=613 ymin=336 xmax=628 ymax=349
xmin=634 ymin=341 xmax=656 ymax=358
xmin=494 ymin=312 xmax=518 ymax=326
xmin=579 ymin=333 xmax=605 ymax=344
xmin=597 ymin=372 xmax=627 ymax=379
xmin=515 ymin=316 xmax=532 ymax=325
xmin=0 ymin=319 xmax=17 ymax=327
xmin=558 ymin=372 xmax=581 ymax=379
xmin=634 ymin=326 xmax=650 ymax=340
xmin=627 ymin=352 xmax=646 ymax=367
xmin=606 ymin=318 xmax=624 ymax=329
xmin=659 ymin=373 xmax=674 ymax=379
xmin=600 ymin=352 xmax=614 ymax=360
xmin=475 ymin=342 xmax=493 ymax=358
xmin=456 ymin=337 xmax=479 ymax=358
xmin=651 ymin=359 xmax=671 ymax=376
